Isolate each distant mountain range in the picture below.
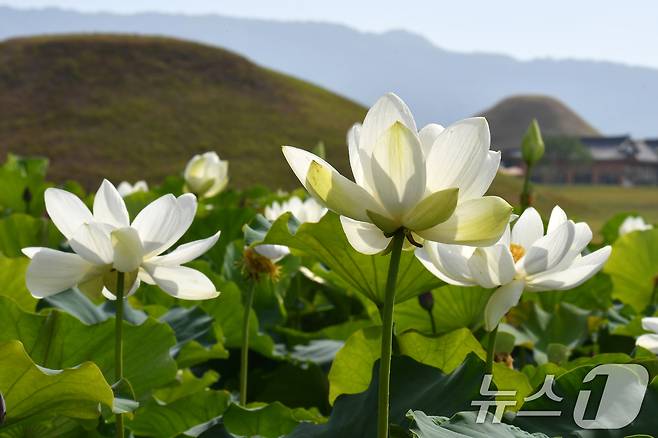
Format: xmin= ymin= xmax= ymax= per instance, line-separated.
xmin=1 ymin=6 xmax=658 ymax=137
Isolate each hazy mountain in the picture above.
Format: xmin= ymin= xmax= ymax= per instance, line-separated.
xmin=1 ymin=6 xmax=657 ymax=137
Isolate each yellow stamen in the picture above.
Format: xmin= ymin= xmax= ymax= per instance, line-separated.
xmin=510 ymin=243 xmax=525 ymax=262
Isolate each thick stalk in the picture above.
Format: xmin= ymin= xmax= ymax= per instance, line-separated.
xmin=520 ymin=164 xmax=533 ymax=212
xmin=114 ymin=271 xmax=125 ymax=438
xmin=240 ymin=281 xmax=257 ymax=406
xmin=427 ymin=309 xmax=437 ymax=335
xmin=486 ymin=325 xmax=499 ymax=375
xmin=377 ymin=231 xmax=405 ymax=438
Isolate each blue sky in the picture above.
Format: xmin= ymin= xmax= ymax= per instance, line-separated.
xmin=3 ymin=0 xmax=658 ymax=69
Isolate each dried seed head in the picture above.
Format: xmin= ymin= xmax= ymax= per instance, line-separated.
xmin=242 ymin=247 xmax=280 ymax=281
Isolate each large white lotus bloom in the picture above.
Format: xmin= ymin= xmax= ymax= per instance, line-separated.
xmin=619 ymin=216 xmax=653 ymax=236
xmin=255 ymin=196 xmax=328 ymax=261
xmin=23 ymin=180 xmax=220 ymax=300
xmin=117 ymin=180 xmax=148 ymax=198
xmin=184 ymin=152 xmax=229 ymax=199
xmin=636 ymin=318 xmax=658 ymax=353
xmin=416 ymin=206 xmax=611 ymax=331
xmin=282 ymin=93 xmax=512 ymax=255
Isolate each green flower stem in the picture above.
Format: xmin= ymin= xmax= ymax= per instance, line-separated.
xmin=377 ymin=231 xmax=405 ymax=438
xmin=427 ymin=309 xmax=437 ymax=335
xmin=240 ymin=281 xmax=257 ymax=406
xmin=486 ymin=325 xmax=499 ymax=375
xmin=114 ymin=271 xmax=125 ymax=438
xmin=520 ymin=164 xmax=533 ymax=212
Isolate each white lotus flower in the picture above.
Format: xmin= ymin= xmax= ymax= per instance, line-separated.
xmin=282 ymin=93 xmax=512 ymax=255
xmin=23 ymin=180 xmax=220 ymax=300
xmin=636 ymin=318 xmax=658 ymax=353
xmin=619 ymin=216 xmax=653 ymax=236
xmin=117 ymin=180 xmax=148 ymax=197
xmin=184 ymin=152 xmax=229 ymax=199
xmin=416 ymin=206 xmax=611 ymax=331
xmin=255 ymin=196 xmax=328 ymax=261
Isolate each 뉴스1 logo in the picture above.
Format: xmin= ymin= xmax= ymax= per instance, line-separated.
xmin=471 ymin=363 xmax=649 ymax=429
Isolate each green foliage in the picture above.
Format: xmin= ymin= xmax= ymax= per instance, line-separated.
xmin=0 ymin=214 xmax=62 ymax=257
xmin=250 ymin=212 xmax=443 ymax=305
xmin=408 ymin=410 xmax=548 ymax=438
xmin=606 ymin=228 xmax=658 ymax=312
xmin=542 ymin=135 xmax=592 ymax=165
xmin=0 ymin=256 xmax=37 ymax=311
xmin=0 ymin=297 xmax=177 ymax=398
xmin=223 ymin=402 xmax=326 ymax=437
xmin=0 ymin=154 xmax=51 ymax=216
xmin=0 ymin=340 xmax=113 ymax=434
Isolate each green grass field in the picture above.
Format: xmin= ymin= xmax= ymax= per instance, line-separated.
xmin=489 ymin=174 xmax=658 ymax=238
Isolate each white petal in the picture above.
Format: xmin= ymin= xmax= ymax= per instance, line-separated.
xmin=417 ymin=197 xmax=512 ymax=246
xmin=511 ymin=207 xmax=544 ymax=248
xmin=102 ymin=278 xmax=141 ymax=300
xmin=418 ymin=123 xmax=444 ymax=156
xmin=425 ymin=117 xmax=490 ymax=195
xmin=525 ymin=246 xmax=611 ymax=291
xmin=347 ymin=123 xmax=365 ymax=186
xmin=282 ymin=146 xmax=339 ymax=193
xmin=518 ymin=220 xmax=575 ymax=275
xmin=460 ymin=151 xmax=501 ymax=200
xmin=547 ymin=206 xmax=568 ymax=234
xmin=305 ymin=159 xmax=383 ymax=223
xmin=111 ymin=227 xmax=144 ymax=273
xmin=340 ymin=216 xmax=391 ymax=255
xmin=467 ymin=244 xmax=516 ymax=289
xmin=551 ymin=222 xmax=593 ymax=271
xmin=132 ymin=194 xmax=196 ymax=257
xmin=93 ymin=179 xmax=129 ymax=228
xmin=415 ymin=241 xmax=476 ymax=286
xmin=484 ymin=279 xmax=525 ymax=331
xmin=143 ymin=263 xmax=219 ymax=300
xmin=642 ymin=317 xmax=658 ymax=334
xmin=370 ymin=122 xmax=426 ymax=218
xmin=22 ymin=247 xmax=41 ymax=259
xmin=26 ymin=248 xmax=100 ymax=298
xmin=637 ymin=334 xmax=658 ymax=354
xmin=151 ymin=232 xmax=220 ymax=266
xmin=69 ymin=222 xmax=114 ymax=265
xmin=359 ymin=93 xmax=417 ymax=156
xmin=204 ymin=159 xmax=229 ymax=198
xmin=45 ymin=188 xmax=93 ymax=240
xmin=254 ymin=244 xmax=290 ymax=262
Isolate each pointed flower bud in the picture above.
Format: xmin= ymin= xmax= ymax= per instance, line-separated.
xmin=521 ymin=119 xmax=545 ymax=167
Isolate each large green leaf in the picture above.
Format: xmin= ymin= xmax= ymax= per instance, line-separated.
xmin=0 ymin=214 xmax=62 ymax=258
xmin=0 ymin=340 xmax=113 ymax=434
xmin=0 ymin=154 xmax=50 ymax=217
xmin=408 ymin=410 xmax=548 ymax=437
xmin=289 ymin=354 xmax=486 ymax=437
xmin=248 ymin=212 xmax=443 ymax=305
xmin=127 ymin=389 xmax=230 ymax=437
xmin=328 ymin=327 xmax=486 ymax=404
xmin=503 ymin=301 xmax=590 ymax=364
xmin=605 ymin=229 xmax=658 ymax=312
xmin=201 ymin=281 xmax=275 ymax=357
xmin=395 ymin=285 xmax=491 ymax=335
xmin=0 ymin=256 xmax=37 ymax=311
xmin=0 ymin=297 xmax=177 ymax=398
xmin=223 ymin=402 xmax=325 ymax=438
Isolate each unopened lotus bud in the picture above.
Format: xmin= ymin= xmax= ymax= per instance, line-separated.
xmin=183 ymin=152 xmax=229 ymax=199
xmin=418 ymin=291 xmax=434 ymax=312
xmin=521 ymin=119 xmax=545 ymax=167
xmin=22 ymin=187 xmax=32 ymax=204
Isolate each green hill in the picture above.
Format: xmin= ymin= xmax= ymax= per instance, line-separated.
xmin=478 ymin=95 xmax=599 ymax=150
xmin=0 ymin=34 xmax=366 ymax=189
